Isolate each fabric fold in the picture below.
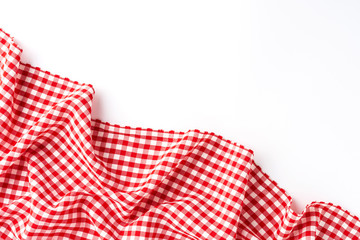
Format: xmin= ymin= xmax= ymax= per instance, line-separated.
xmin=0 ymin=28 xmax=360 ymax=239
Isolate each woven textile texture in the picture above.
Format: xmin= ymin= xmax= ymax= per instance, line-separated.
xmin=1 ymin=28 xmax=360 ymax=240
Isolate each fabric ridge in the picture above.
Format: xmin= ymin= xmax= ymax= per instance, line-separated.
xmin=0 ymin=28 xmax=360 ymax=239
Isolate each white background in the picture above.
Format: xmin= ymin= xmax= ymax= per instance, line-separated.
xmin=1 ymin=1 xmax=360 ymax=216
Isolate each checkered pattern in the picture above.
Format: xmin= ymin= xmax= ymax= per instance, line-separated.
xmin=1 ymin=28 xmax=360 ymax=239
xmin=237 ymin=163 xmax=360 ymax=239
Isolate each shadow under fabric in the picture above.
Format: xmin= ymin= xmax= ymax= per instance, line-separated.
xmin=0 ymin=28 xmax=359 ymax=239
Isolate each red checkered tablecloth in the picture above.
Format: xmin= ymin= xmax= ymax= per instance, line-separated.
xmin=1 ymin=28 xmax=359 ymax=239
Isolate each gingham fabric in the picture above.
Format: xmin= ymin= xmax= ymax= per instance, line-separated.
xmin=1 ymin=28 xmax=360 ymax=240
